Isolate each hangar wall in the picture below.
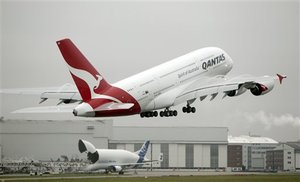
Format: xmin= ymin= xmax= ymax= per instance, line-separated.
xmin=0 ymin=119 xmax=112 ymax=161
xmin=296 ymin=153 xmax=300 ymax=169
xmin=109 ymin=126 xmax=228 ymax=169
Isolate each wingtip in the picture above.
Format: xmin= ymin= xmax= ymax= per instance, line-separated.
xmin=276 ymin=73 xmax=287 ymax=84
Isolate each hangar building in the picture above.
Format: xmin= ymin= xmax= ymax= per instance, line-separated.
xmin=286 ymin=142 xmax=300 ymax=170
xmin=1 ymin=119 xmax=298 ymax=171
xmin=0 ymin=119 xmax=227 ymax=169
xmin=266 ymin=144 xmax=295 ymax=171
xmin=109 ymin=126 xmax=228 ymax=169
xmin=228 ymin=135 xmax=279 ymax=171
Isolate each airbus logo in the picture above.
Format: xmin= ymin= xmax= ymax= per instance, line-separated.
xmin=202 ymin=54 xmax=225 ymax=70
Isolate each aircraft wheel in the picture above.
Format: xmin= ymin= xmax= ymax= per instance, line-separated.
xmin=149 ymin=112 xmax=154 ymax=117
xmin=169 ymin=111 xmax=173 ymax=116
xmin=164 ymin=111 xmax=169 ymax=117
xmin=173 ymin=110 xmax=178 ymax=116
xmin=187 ymin=107 xmax=191 ymax=113
xmin=160 ymin=111 xmax=164 ymax=117
xmin=153 ymin=111 xmax=158 ymax=117
xmin=119 ymin=171 xmax=124 ymax=175
xmin=182 ymin=107 xmax=187 ymax=113
xmin=140 ymin=113 xmax=145 ymax=118
xmin=191 ymin=107 xmax=196 ymax=113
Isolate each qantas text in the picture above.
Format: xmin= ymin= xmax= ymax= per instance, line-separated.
xmin=202 ymin=54 xmax=225 ymax=70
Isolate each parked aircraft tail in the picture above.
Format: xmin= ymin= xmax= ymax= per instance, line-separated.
xmin=135 ymin=140 xmax=150 ymax=158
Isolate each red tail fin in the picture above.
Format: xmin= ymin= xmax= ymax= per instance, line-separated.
xmin=56 ymin=39 xmax=111 ymax=102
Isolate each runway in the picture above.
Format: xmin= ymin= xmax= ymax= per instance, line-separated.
xmin=1 ymin=169 xmax=298 ymax=181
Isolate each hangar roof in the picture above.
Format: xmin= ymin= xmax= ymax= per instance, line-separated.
xmin=228 ymin=135 xmax=278 ymax=144
xmin=286 ymin=142 xmax=300 ymax=152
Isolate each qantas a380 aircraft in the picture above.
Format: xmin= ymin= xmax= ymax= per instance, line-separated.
xmin=14 ymin=38 xmax=286 ymax=118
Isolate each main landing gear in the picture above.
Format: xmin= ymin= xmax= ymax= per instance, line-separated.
xmin=141 ymin=103 xmax=196 ymax=118
xmin=182 ymin=104 xmax=196 ymax=113
xmin=140 ymin=111 xmax=158 ymax=118
xmin=159 ymin=108 xmax=177 ymax=117
xmin=140 ymin=108 xmax=178 ymax=118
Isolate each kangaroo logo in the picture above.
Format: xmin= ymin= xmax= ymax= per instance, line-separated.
xmin=66 ymin=64 xmax=122 ymax=103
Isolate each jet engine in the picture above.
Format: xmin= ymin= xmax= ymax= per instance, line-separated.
xmin=112 ymin=166 xmax=122 ymax=172
xmin=250 ymin=80 xmax=274 ymax=96
xmin=227 ymin=86 xmax=247 ymax=97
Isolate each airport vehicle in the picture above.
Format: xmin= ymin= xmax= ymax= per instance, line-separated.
xmin=78 ymin=139 xmax=160 ymax=174
xmin=13 ymin=38 xmax=286 ymax=118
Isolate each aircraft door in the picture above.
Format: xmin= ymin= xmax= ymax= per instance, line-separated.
xmin=138 ymin=76 xmax=158 ymax=111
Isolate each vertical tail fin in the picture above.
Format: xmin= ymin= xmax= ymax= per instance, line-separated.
xmin=276 ymin=73 xmax=287 ymax=84
xmin=56 ymin=39 xmax=111 ymax=102
xmin=136 ymin=140 xmax=150 ymax=158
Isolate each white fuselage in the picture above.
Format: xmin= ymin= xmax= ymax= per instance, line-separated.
xmin=86 ymin=149 xmax=140 ymax=171
xmin=113 ymin=47 xmax=233 ymax=112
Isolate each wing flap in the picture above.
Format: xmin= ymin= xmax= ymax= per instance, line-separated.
xmin=174 ymin=83 xmax=239 ymax=105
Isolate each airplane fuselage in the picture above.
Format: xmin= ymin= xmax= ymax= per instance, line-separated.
xmin=113 ymin=47 xmax=233 ymax=112
xmin=85 ymin=149 xmax=141 ymax=171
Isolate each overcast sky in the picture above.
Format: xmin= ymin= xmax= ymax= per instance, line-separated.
xmin=0 ymin=0 xmax=299 ymax=142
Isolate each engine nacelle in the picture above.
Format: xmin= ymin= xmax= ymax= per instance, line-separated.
xmin=112 ymin=166 xmax=122 ymax=172
xmin=250 ymin=80 xmax=274 ymax=96
xmin=227 ymin=86 xmax=247 ymax=97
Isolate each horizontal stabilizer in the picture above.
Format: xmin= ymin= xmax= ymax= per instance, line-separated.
xmin=0 ymin=83 xmax=76 ymax=95
xmin=12 ymin=105 xmax=75 ymax=114
xmin=276 ymin=73 xmax=287 ymax=84
xmin=93 ymin=102 xmax=134 ymax=112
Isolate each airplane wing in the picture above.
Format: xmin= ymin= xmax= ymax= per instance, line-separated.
xmin=12 ymin=101 xmax=134 ymax=114
xmin=106 ymin=161 xmax=152 ymax=170
xmin=174 ymin=74 xmax=286 ymax=105
xmin=110 ymin=153 xmax=163 ymax=169
xmin=0 ymin=83 xmax=82 ymax=105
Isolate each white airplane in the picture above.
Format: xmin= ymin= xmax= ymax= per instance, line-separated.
xmin=12 ymin=38 xmax=286 ymax=118
xmin=78 ymin=139 xmax=160 ymax=174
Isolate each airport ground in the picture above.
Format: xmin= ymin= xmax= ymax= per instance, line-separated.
xmin=1 ymin=170 xmax=300 ymax=182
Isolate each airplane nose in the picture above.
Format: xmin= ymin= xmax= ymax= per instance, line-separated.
xmin=73 ymin=109 xmax=78 ymax=116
